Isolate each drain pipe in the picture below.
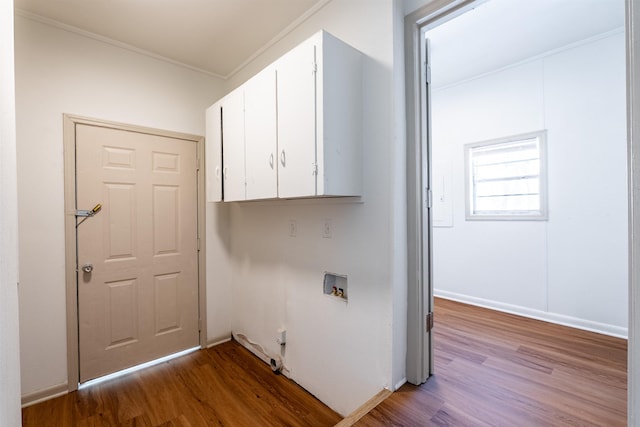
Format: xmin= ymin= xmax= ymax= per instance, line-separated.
xmin=270 ymin=357 xmax=283 ymax=374
xmin=233 ymin=332 xmax=289 ymax=377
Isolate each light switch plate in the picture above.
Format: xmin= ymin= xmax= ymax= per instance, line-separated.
xmin=323 ymin=219 xmax=332 ymax=238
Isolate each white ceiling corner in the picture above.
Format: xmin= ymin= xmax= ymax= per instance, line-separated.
xmin=425 ymin=0 xmax=625 ymax=88
xmin=14 ymin=0 xmax=329 ymax=80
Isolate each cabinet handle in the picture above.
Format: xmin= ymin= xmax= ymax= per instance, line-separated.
xmin=223 ymin=167 xmax=228 ymax=180
xmin=215 ymin=166 xmax=220 ymax=179
xmin=269 ymin=153 xmax=274 ymax=169
xmin=280 ymin=150 xmax=286 ymax=167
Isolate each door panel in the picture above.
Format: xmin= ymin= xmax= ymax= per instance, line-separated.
xmin=106 ymin=279 xmax=137 ymax=348
xmin=245 ymin=67 xmax=277 ymax=200
xmin=76 ymin=124 xmax=199 ymax=382
xmin=105 ymin=183 xmax=135 ymax=258
xmin=276 ymin=38 xmax=317 ymax=198
xmin=153 ymin=185 xmax=179 ymax=254
xmin=154 ymin=273 xmax=180 ymax=334
xmin=222 ymin=89 xmax=246 ymax=201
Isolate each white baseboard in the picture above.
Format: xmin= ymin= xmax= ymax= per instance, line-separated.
xmin=22 ymin=383 xmax=68 ymax=408
xmin=435 ymin=290 xmax=628 ymax=339
xmin=207 ymin=336 xmax=232 ymax=348
xmin=336 ymin=389 xmax=392 ymax=426
xmin=393 ymin=378 xmax=407 ymax=391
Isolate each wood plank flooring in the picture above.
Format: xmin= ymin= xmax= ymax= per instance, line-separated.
xmin=22 ymin=340 xmax=341 ymax=426
xmin=356 ymin=298 xmax=627 ymax=427
xmin=22 ymin=298 xmax=628 ymax=426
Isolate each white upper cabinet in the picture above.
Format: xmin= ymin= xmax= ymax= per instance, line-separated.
xmin=205 ymin=30 xmax=362 ymax=202
xmin=277 ymin=30 xmax=363 ymax=198
xmin=315 ymin=31 xmax=363 ymax=197
xmin=205 ymin=101 xmax=222 ymax=202
xmin=221 ymin=87 xmax=246 ymax=202
xmin=276 ymin=36 xmax=318 ymax=198
xmin=245 ymin=66 xmax=278 ymax=200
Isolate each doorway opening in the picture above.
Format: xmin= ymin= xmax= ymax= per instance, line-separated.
xmin=405 ymin=0 xmax=629 ymax=409
xmin=427 ymin=0 xmax=627 ymax=333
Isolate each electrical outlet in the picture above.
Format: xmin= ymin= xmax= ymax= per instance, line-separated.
xmin=276 ymin=328 xmax=287 ymax=345
xmin=323 ymin=219 xmax=332 ymax=239
xmin=289 ymin=220 xmax=297 ymax=237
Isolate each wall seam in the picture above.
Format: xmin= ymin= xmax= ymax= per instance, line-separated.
xmin=542 ymin=57 xmax=550 ymax=314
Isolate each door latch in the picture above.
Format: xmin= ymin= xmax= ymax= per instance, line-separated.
xmin=76 ymin=203 xmax=102 ymax=218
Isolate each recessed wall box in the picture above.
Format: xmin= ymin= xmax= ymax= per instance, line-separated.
xmin=323 ymin=272 xmax=348 ymax=301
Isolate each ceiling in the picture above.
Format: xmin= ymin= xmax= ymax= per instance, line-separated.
xmin=427 ymin=0 xmax=625 ymax=88
xmin=14 ymin=0 xmax=327 ymax=79
xmin=14 ymin=0 xmax=625 ymax=83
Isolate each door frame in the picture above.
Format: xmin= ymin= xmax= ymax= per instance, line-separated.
xmin=405 ymin=0 xmax=640 ymax=422
xmin=404 ymin=0 xmax=479 ymax=386
xmin=63 ymin=114 xmax=207 ymax=391
xmin=626 ymin=0 xmax=640 ymax=422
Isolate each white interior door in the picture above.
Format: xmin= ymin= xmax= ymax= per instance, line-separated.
xmin=276 ymin=38 xmax=317 ymax=198
xmin=76 ymin=123 xmax=199 ymax=382
xmin=422 ymin=37 xmax=435 ymax=379
xmin=406 ymin=34 xmax=434 ymax=385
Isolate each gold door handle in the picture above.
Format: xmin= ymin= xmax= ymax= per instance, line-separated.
xmin=76 ymin=203 xmax=102 ymax=217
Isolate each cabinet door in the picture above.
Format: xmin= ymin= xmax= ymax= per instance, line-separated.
xmin=205 ymin=102 xmax=222 ymax=202
xmin=222 ymin=89 xmax=246 ymax=201
xmin=245 ymin=67 xmax=277 ymax=200
xmin=276 ymin=38 xmax=317 ymax=198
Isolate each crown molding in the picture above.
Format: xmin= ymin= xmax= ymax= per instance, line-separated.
xmin=15 ymin=0 xmax=333 ymax=81
xmin=15 ymin=8 xmax=226 ymax=80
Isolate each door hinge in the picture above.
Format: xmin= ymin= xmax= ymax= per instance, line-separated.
xmin=425 ymin=63 xmax=431 ymax=85
xmin=426 ymin=312 xmax=434 ymax=333
xmin=426 ymin=188 xmax=433 ymax=209
xmin=312 ymin=163 xmax=318 ymax=176
xmin=196 ymin=158 xmax=201 ymax=171
xmin=312 ymin=61 xmax=318 ymax=74
xmin=197 ymin=237 xmax=201 ymax=251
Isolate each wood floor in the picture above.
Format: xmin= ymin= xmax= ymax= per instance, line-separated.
xmin=23 ymin=298 xmax=627 ymax=426
xmin=356 ymin=298 xmax=627 ymax=427
xmin=22 ymin=341 xmax=341 ymax=426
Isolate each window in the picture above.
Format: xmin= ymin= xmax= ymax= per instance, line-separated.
xmin=465 ymin=131 xmax=547 ymax=220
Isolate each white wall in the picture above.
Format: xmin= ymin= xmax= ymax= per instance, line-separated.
xmin=431 ymin=31 xmax=628 ymax=335
xmin=222 ymin=0 xmax=404 ymax=416
xmin=391 ymin=0 xmax=408 ymax=392
xmin=0 ymin=0 xmax=22 ymax=425
xmin=206 ymin=203 xmax=233 ymax=345
xmin=403 ymin=0 xmax=428 ymax=16
xmin=15 ymin=0 xmax=407 ymax=414
xmin=14 ymin=15 xmax=228 ymax=397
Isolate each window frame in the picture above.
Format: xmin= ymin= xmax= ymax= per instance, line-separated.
xmin=464 ymin=130 xmax=548 ymax=221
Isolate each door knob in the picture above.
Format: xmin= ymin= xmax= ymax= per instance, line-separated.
xmin=81 ymin=263 xmax=94 ymax=273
